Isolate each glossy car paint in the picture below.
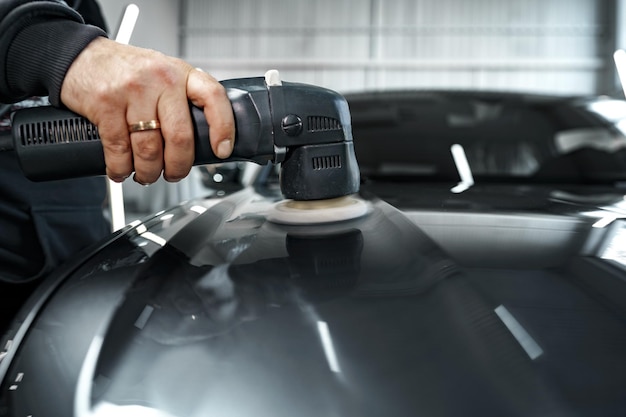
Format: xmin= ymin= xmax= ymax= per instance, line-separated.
xmin=3 ymin=90 xmax=626 ymax=416
xmin=1 ymin=181 xmax=626 ymax=416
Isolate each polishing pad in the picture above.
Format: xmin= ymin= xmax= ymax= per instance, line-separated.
xmin=267 ymin=195 xmax=370 ymax=225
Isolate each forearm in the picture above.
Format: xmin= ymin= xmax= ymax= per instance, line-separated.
xmin=0 ymin=0 xmax=107 ymax=105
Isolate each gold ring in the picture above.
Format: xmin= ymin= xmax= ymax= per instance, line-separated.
xmin=128 ymin=120 xmax=161 ymax=133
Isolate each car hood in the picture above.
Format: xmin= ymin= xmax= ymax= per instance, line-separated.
xmin=2 ymin=183 xmax=626 ymax=416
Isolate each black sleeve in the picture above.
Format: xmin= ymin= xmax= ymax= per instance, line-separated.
xmin=0 ymin=0 xmax=108 ymax=105
xmin=70 ymin=0 xmax=108 ymax=33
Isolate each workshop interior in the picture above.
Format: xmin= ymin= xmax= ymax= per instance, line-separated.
xmin=4 ymin=1 xmax=626 ymax=416
xmin=111 ymin=0 xmax=626 ymax=223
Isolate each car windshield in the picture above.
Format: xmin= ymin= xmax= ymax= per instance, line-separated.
xmin=347 ymin=91 xmax=626 ymax=185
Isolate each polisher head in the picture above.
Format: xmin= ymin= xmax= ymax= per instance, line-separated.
xmin=266 ymin=195 xmax=370 ymax=225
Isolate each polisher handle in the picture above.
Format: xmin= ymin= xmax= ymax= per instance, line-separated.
xmin=10 ymin=88 xmax=275 ymax=181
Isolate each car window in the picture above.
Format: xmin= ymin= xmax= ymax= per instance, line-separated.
xmin=349 ymin=92 xmax=626 ymax=184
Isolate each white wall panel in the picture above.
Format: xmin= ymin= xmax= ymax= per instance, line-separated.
xmin=181 ymin=0 xmax=611 ymax=95
xmin=100 ymin=0 xmax=179 ymax=55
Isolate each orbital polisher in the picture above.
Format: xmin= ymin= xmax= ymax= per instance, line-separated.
xmin=7 ymin=71 xmax=368 ymax=224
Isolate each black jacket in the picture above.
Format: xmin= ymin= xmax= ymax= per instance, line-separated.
xmin=0 ymin=0 xmax=107 ymax=106
xmin=0 ymin=0 xmax=110 ymax=286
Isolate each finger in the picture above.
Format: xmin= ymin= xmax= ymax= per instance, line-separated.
xmin=128 ymin=128 xmax=164 ymax=185
xmin=186 ymin=69 xmax=235 ymax=159
xmin=157 ymin=88 xmax=195 ymax=182
xmin=126 ymin=103 xmax=164 ymax=184
xmin=97 ymin=112 xmax=134 ymax=182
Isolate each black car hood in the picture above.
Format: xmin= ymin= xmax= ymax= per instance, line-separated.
xmin=2 ymin=184 xmax=626 ymax=416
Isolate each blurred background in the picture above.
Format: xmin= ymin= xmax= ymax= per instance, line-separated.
xmin=97 ymin=0 xmax=626 ymax=222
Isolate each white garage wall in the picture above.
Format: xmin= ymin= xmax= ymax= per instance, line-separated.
xmin=99 ymin=0 xmax=179 ymax=56
xmin=181 ymin=0 xmax=613 ymax=95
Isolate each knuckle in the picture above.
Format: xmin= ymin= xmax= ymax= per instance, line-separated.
xmin=103 ymin=140 xmax=132 ymax=155
xmin=90 ymin=86 xmax=111 ymax=104
xmin=134 ymin=138 xmax=162 ymax=162
xmin=166 ymin=130 xmax=192 ymax=149
xmin=205 ymin=81 xmax=227 ymax=100
xmin=91 ymin=83 xmax=124 ymax=108
xmin=100 ymin=130 xmax=131 ymax=156
xmin=146 ymin=55 xmax=184 ymax=88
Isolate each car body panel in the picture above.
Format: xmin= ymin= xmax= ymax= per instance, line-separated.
xmin=1 ymin=182 xmax=626 ymax=416
xmin=3 ymin=90 xmax=626 ymax=416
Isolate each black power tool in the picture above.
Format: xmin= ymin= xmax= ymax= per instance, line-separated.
xmin=8 ymin=71 xmax=360 ymax=202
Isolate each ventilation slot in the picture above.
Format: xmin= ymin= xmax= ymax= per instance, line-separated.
xmin=317 ymin=256 xmax=352 ymax=270
xmin=308 ymin=116 xmax=341 ymax=132
xmin=312 ymin=155 xmax=342 ymax=170
xmin=19 ymin=118 xmax=100 ymax=147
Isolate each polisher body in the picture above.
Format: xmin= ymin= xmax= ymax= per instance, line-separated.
xmin=9 ymin=71 xmax=360 ymax=202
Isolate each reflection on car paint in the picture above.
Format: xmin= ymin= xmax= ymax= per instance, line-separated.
xmin=5 ymin=90 xmax=626 ymax=416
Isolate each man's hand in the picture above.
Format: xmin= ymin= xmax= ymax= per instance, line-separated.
xmin=60 ymin=37 xmax=235 ymax=185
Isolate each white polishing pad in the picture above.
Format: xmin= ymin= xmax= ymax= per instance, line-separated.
xmin=267 ymin=195 xmax=370 ymax=225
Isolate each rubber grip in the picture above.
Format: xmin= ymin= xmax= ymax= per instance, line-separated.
xmin=11 ymin=89 xmax=274 ymax=181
